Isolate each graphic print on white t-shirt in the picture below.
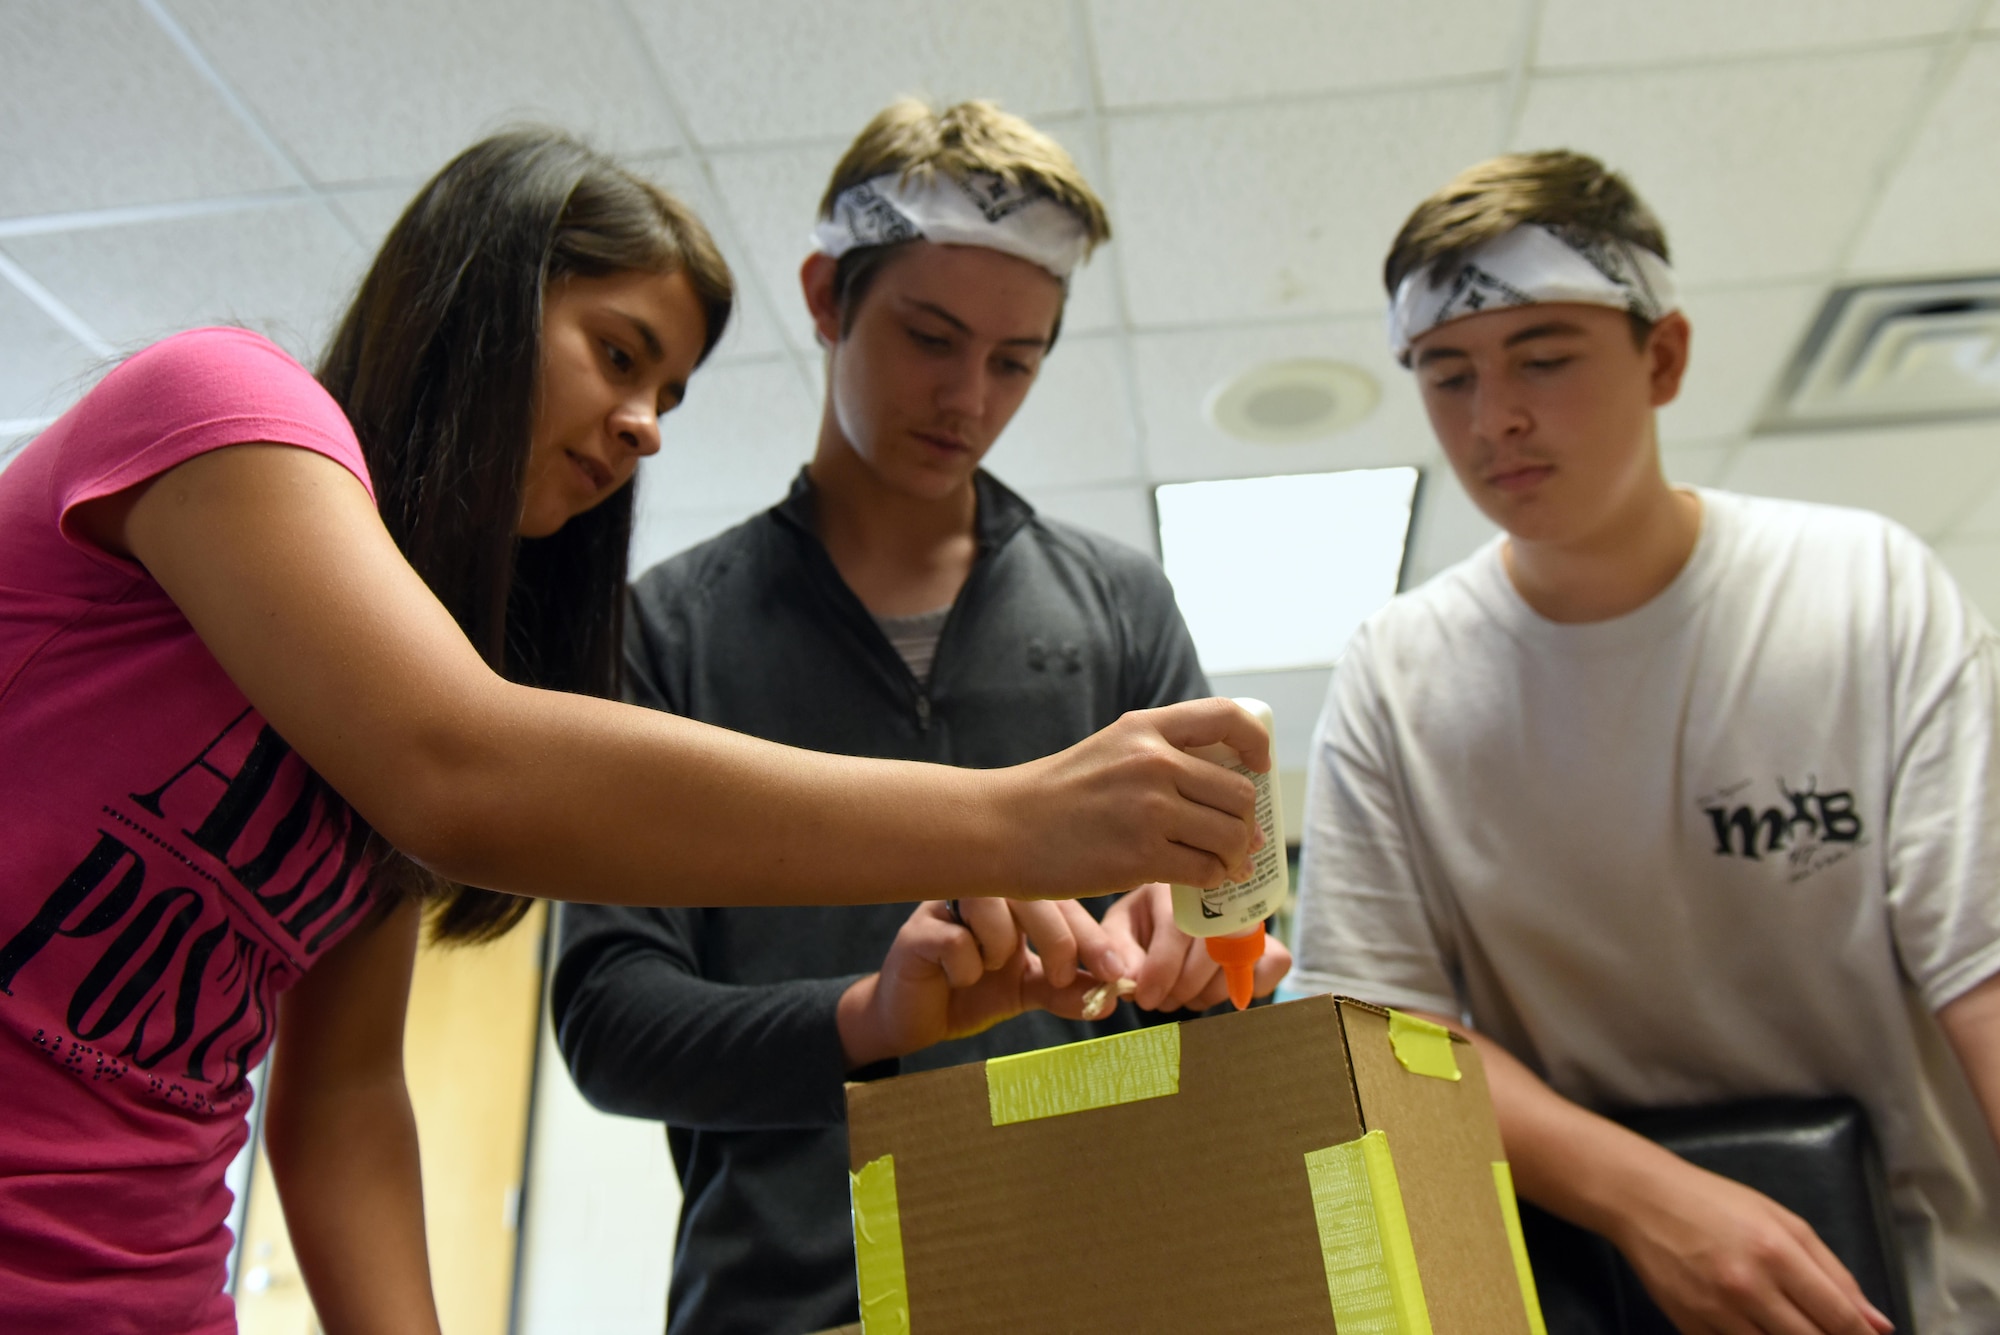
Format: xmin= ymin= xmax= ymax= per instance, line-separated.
xmin=1696 ymin=774 xmax=1867 ymax=882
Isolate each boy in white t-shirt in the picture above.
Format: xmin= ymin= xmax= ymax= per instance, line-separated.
xmin=1292 ymin=150 xmax=2000 ymax=1334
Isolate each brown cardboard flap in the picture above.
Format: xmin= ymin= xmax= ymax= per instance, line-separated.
xmin=847 ymin=996 xmax=1364 ymax=1333
xmin=1339 ymin=1000 xmax=1530 ymax=1335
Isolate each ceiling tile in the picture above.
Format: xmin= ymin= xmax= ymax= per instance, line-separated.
xmin=1661 ymin=283 xmax=1824 ymax=441
xmin=987 ymin=335 xmax=1140 ymax=490
xmin=1514 ymin=50 xmax=1932 ymax=287
xmin=168 ymin=0 xmax=679 ymax=184
xmin=1401 ymin=457 xmax=1498 ymax=588
xmin=1023 ymin=119 xmax=1121 ymax=337
xmin=1718 ymin=419 xmax=2000 ymax=539
xmin=706 ymin=144 xmax=838 ymax=355
xmin=1059 ymin=249 xmax=1123 ymax=338
xmin=325 ymin=183 xmax=423 ymax=252
xmin=0 ymin=280 xmax=107 ymax=421
xmin=1946 ymin=475 xmax=2000 ymax=539
xmin=325 ymin=159 xmax=792 ymax=364
xmin=1132 ymin=316 xmax=1436 ymax=482
xmin=3 ymin=204 xmax=367 ymax=367
xmin=1935 ymin=538 xmax=2000 ymax=625
xmin=0 ymin=4 xmax=289 ymax=217
xmin=628 ymin=155 xmax=792 ymax=363
xmin=1662 ymin=440 xmax=1740 ymax=487
xmin=1846 ymin=43 xmax=2000 ymax=278
xmin=629 ymin=0 xmax=1082 ymax=148
xmin=647 ymin=359 xmax=819 ymax=513
xmin=1 ymin=429 xmax=41 ymax=473
xmin=1016 ymin=482 xmax=1159 ymax=557
xmin=628 ymin=499 xmax=761 ymax=578
xmin=793 ymin=351 xmax=829 ymax=406
xmin=1108 ymin=86 xmax=1502 ymax=327
xmin=1088 ymin=0 xmax=1520 ymax=108
xmin=1535 ymin=0 xmax=1966 ymax=69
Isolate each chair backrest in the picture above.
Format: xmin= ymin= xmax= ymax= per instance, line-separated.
xmin=1522 ymin=1097 xmax=1913 ymax=1335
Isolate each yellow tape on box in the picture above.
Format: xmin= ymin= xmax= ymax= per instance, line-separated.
xmin=1492 ymin=1161 xmax=1550 ymax=1335
xmin=1387 ymin=1009 xmax=1461 ymax=1082
xmin=1305 ymin=1129 xmax=1435 ymax=1335
xmin=985 ymin=1022 xmax=1180 ymax=1126
xmin=849 ymin=1155 xmax=909 ymax=1335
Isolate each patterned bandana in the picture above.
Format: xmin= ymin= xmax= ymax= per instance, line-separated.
xmin=811 ymin=170 xmax=1092 ymax=279
xmin=1387 ymin=224 xmax=1679 ymax=363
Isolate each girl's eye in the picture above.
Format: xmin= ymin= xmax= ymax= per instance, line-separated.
xmin=909 ymin=329 xmax=951 ymax=351
xmin=604 ymin=342 xmax=635 ymax=373
xmin=998 ymin=358 xmax=1033 ymax=377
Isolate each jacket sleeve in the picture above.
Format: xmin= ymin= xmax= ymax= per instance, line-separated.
xmin=545 ymin=576 xmax=881 ymax=1131
xmin=550 ymin=901 xmax=872 ymax=1129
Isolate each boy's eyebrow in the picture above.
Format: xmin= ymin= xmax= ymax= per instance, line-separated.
xmin=906 ymin=298 xmax=1051 ymax=351
xmin=1414 ymin=318 xmax=1590 ymax=367
xmin=1502 ymin=319 xmax=1588 ymax=346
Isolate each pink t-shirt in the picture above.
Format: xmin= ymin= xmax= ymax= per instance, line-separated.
xmin=0 ymin=329 xmax=380 ymax=1332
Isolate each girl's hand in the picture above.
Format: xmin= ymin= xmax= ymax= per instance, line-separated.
xmin=998 ymin=700 xmax=1270 ymax=901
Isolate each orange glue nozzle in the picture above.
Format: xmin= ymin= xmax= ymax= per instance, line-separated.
xmin=1203 ymin=923 xmax=1266 ymax=1012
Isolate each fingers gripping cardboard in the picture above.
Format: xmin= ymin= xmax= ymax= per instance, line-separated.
xmin=844 ymin=996 xmax=1546 ymax=1333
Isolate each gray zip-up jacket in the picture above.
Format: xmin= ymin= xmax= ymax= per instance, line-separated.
xmin=551 ymin=468 xmax=1209 ymax=1335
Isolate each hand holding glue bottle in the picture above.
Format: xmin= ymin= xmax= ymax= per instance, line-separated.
xmin=1171 ymin=698 xmax=1286 ymax=1010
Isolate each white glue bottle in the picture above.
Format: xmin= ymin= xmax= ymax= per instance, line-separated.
xmin=1170 ymin=698 xmax=1286 ymax=1010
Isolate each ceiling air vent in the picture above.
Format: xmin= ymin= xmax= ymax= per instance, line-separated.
xmin=1759 ymin=275 xmax=2000 ymax=432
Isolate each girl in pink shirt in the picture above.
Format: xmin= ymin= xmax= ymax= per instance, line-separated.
xmin=0 ymin=130 xmax=1266 ymax=1331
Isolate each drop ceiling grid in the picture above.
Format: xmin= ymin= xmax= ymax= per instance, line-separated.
xmin=1718 ymin=420 xmax=2000 ymax=541
xmin=1845 ymin=38 xmax=2000 ymax=277
xmin=0 ymin=3 xmax=1997 ymax=595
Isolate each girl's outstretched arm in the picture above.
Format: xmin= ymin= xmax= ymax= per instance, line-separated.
xmin=82 ymin=443 xmax=1265 ymax=907
xmin=263 ymin=899 xmax=437 ymax=1334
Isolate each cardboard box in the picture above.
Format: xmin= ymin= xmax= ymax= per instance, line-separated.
xmin=844 ymin=995 xmax=1546 ymax=1334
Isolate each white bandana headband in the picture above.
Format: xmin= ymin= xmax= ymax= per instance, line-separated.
xmin=811 ymin=170 xmax=1092 ymax=280
xmin=1387 ymin=223 xmax=1679 ymax=363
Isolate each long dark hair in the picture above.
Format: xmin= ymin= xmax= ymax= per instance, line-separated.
xmin=318 ymin=128 xmax=734 ymax=943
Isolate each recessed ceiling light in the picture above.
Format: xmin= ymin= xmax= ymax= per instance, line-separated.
xmin=1204 ymin=358 xmax=1379 ymax=444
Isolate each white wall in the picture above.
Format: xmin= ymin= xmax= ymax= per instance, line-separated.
xmin=515 ymin=997 xmax=680 ymax=1334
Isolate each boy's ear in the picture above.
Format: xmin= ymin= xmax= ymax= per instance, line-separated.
xmin=1647 ymin=310 xmax=1692 ymax=409
xmin=800 ymin=252 xmax=843 ymax=348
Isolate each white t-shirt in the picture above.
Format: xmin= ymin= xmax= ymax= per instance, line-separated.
xmin=1292 ymin=487 xmax=2000 ymax=1331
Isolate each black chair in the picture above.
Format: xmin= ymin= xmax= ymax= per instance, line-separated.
xmin=1522 ymin=1097 xmax=1914 ymax=1335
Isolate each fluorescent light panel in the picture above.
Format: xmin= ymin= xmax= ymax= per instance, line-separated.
xmin=1156 ymin=466 xmax=1419 ymax=675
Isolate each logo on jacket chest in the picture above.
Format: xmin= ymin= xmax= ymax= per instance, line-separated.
xmin=1026 ymin=638 xmax=1083 ymax=674
xmin=1696 ymin=775 xmax=1866 ymax=882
